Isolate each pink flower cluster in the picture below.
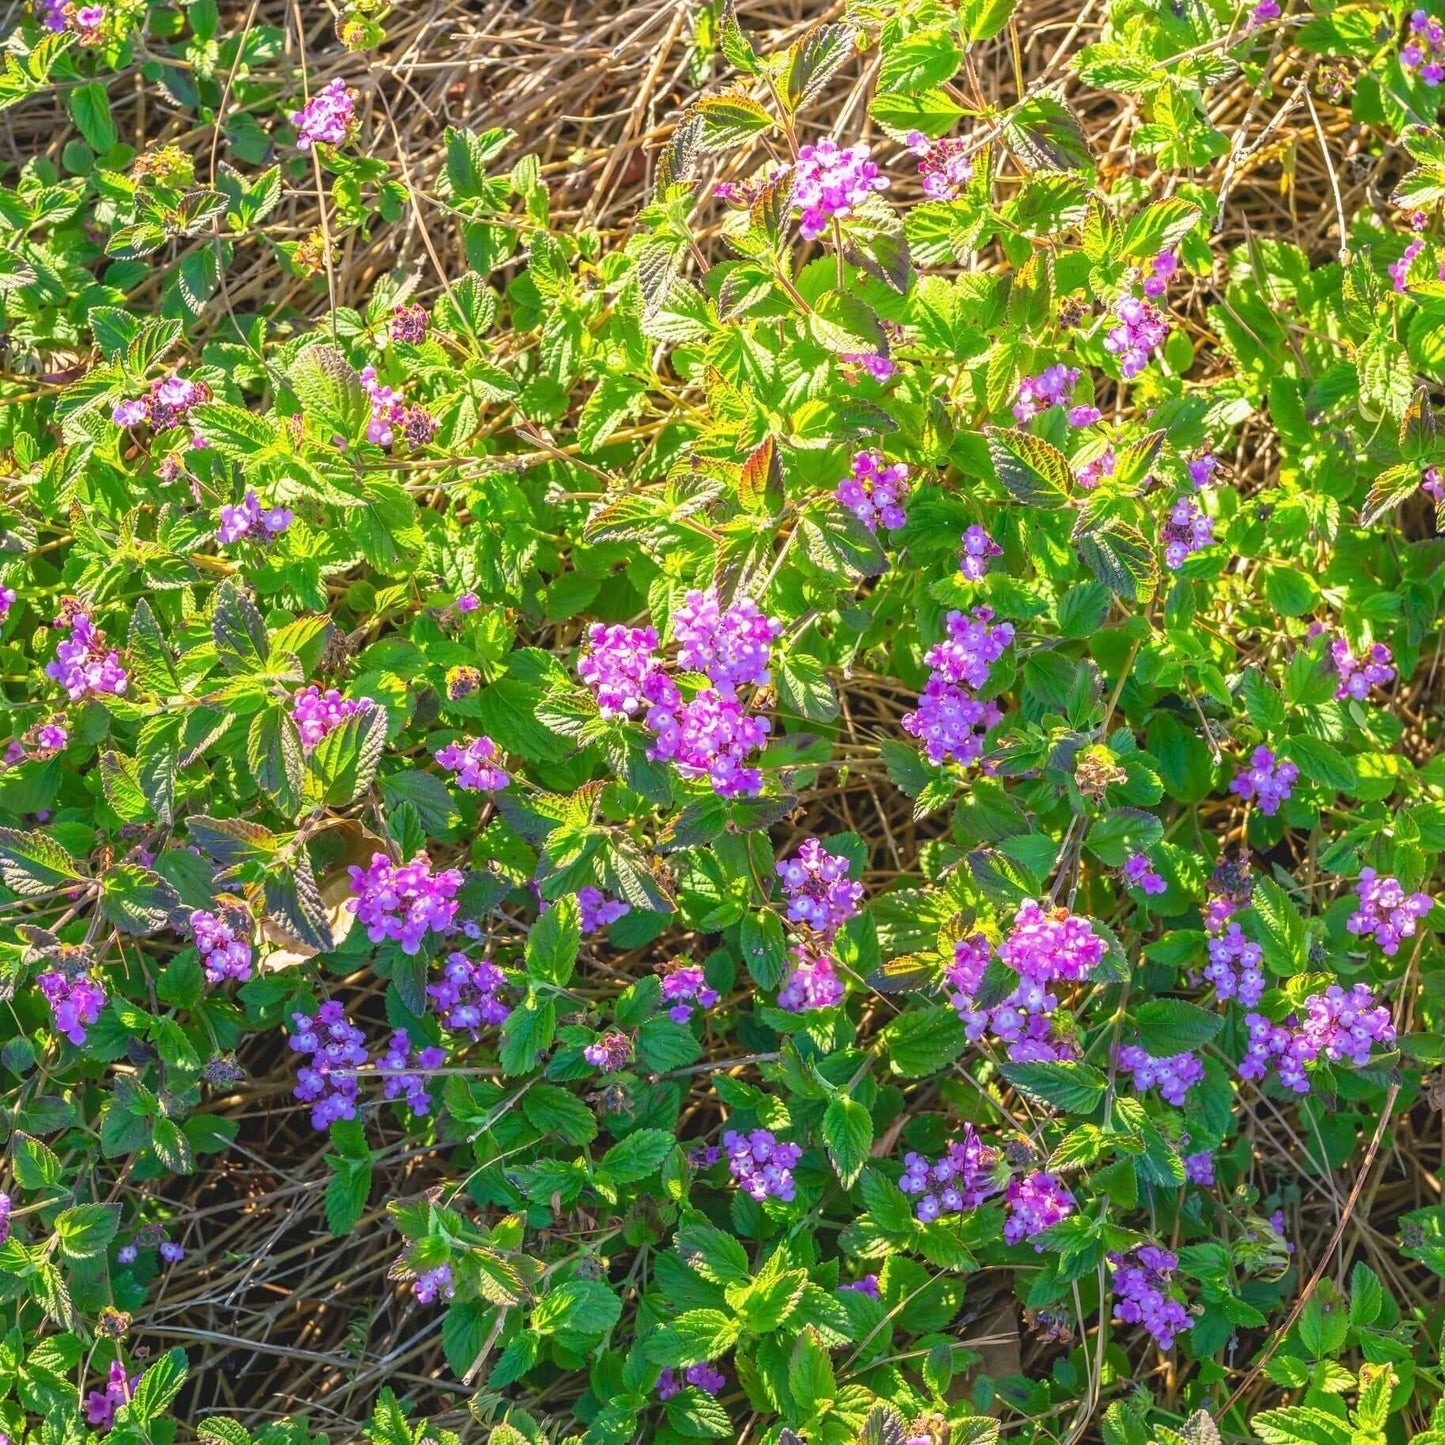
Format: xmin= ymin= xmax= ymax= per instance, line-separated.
xmin=1162 ymin=495 xmax=1214 ymax=570
xmin=289 ymin=1002 xmax=369 ymax=1129
xmin=292 ymin=78 xmax=356 ymax=149
xmin=378 ymin=1028 xmax=445 ymax=1116
xmin=579 ymin=597 xmax=779 ymax=798
xmin=1187 ymin=452 xmax=1221 ymax=488
xmin=658 ymin=1363 xmax=725 ymax=1399
xmin=111 ymin=375 xmax=209 ymax=435
xmin=650 ymin=688 xmax=773 ymax=798
xmin=40 ymin=964 xmax=106 ymax=1046
xmin=777 ymin=944 xmax=845 ymax=1012
xmin=1332 ymin=639 xmax=1396 ymax=701
xmin=1003 ymin=1170 xmax=1075 ymax=1246
xmin=960 ymin=524 xmax=1001 ymax=581
xmin=673 ymin=586 xmax=781 ymax=695
xmin=1124 ymin=853 xmax=1166 ymax=895
xmin=946 ymin=903 xmax=1105 ymax=1064
xmin=899 ymin=1126 xmax=1000 ymax=1222
xmin=579 ymin=887 xmax=630 ymax=933
xmin=346 ymin=851 xmax=463 ymax=954
xmin=360 ymin=365 xmax=405 ymax=446
xmin=1076 ymin=447 xmax=1115 ymax=489
xmin=46 ymin=606 xmax=128 ymax=701
xmin=1116 ymin=1044 xmax=1204 ymax=1106
xmin=86 ymin=1362 xmax=139 ymax=1431
xmin=723 ymin=1128 xmax=802 ymax=1202
xmin=579 ymin=624 xmax=674 ymax=718
xmin=1390 ymin=238 xmax=1426 ymax=292
xmin=428 ymin=951 xmax=510 ymax=1035
xmin=841 ymin=352 xmax=898 ymax=381
xmin=217 ymin=491 xmax=293 ymax=545
xmin=0 ymin=1192 xmax=10 ymax=1247
xmin=905 ymin=130 xmax=973 ymax=199
xmin=1229 ymin=746 xmax=1298 ymax=816
xmin=1347 ymin=869 xmax=1432 ymax=955
xmin=414 ymin=1263 xmax=454 ymax=1304
xmin=776 ymin=838 xmax=862 ymax=939
xmin=1105 ymin=296 xmax=1169 ymax=379
xmin=583 ymin=1031 xmax=634 ymax=1072
xmin=1142 ymin=250 xmax=1178 ymax=299
xmin=435 ymin=734 xmax=509 ymax=791
xmin=1241 ymin=984 xmax=1396 ymax=1093
xmin=1203 ymin=923 xmax=1265 ymax=1007
xmin=659 ymin=961 xmax=718 ymax=1022
xmin=838 ymin=450 xmax=910 ymax=532
xmin=390 ymin=303 xmax=428 ymax=345
xmin=290 ymin=686 xmax=375 ymax=751
xmin=791 ymin=139 xmax=889 ymax=239
xmin=902 ymin=607 xmax=1015 ymax=769
xmin=1109 ymin=1245 xmax=1191 ymax=1349
xmin=190 ymin=909 xmax=253 ymax=985
xmin=1013 ymin=365 xmax=1096 ymax=425
xmin=1402 ymin=9 xmax=1445 ymax=84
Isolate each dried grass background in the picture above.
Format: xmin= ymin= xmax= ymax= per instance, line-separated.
xmin=4 ymin=0 xmax=1441 ymax=1436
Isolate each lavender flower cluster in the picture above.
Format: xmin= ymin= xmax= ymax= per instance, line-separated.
xmin=217 ymin=491 xmax=293 ymax=545
xmin=190 ymin=909 xmax=254 ymax=985
xmin=1229 ymin=746 xmax=1298 ymax=816
xmin=46 ymin=605 xmax=128 ymax=701
xmin=837 ymin=449 xmax=910 ymax=532
xmin=428 ymin=952 xmax=510 ymax=1035
xmin=1241 ymin=984 xmax=1396 ymax=1094
xmin=1109 ymin=1245 xmax=1191 ymax=1349
xmin=1347 ymin=870 xmax=1433 ymax=955
xmin=724 ymin=1128 xmax=802 ymax=1202
xmin=902 ymin=607 xmax=1015 ymax=768
xmin=346 ymin=852 xmax=463 ymax=954
xmin=791 ymin=139 xmax=888 ymax=239
xmin=1402 ymin=8 xmax=1445 ymax=85
xmin=1003 ymin=1170 xmax=1076 ymax=1246
xmin=946 ymin=902 xmax=1105 ymax=1063
xmin=435 ymin=734 xmax=509 ymax=792
xmin=578 ymin=588 xmax=781 ymax=798
xmin=899 ymin=1126 xmax=999 ymax=1222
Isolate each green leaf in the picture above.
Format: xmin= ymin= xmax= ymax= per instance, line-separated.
xmin=1252 ymin=877 xmax=1308 ymax=975
xmin=985 ymin=427 xmax=1072 ymax=506
xmin=100 ymin=865 xmax=180 ymax=935
xmin=822 ymin=1095 xmax=872 ymax=1188
xmin=55 ymin=1203 xmax=120 ymax=1260
xmin=999 ymin=1059 xmax=1108 ymax=1113
xmin=531 ymin=1278 xmax=622 ymax=1337
xmin=13 ymin=1132 xmax=62 ymax=1188
xmin=0 ymin=827 xmax=88 ymax=896
xmin=249 ymin=707 xmax=305 ymax=816
xmin=306 ymin=702 xmax=389 ymax=806
xmin=70 ymin=81 xmax=117 ymax=152
xmin=1075 ymin=523 xmax=1158 ymax=600
xmin=648 ymin=1309 xmax=741 ymax=1366
xmin=499 ymin=995 xmax=555 ymax=1075
xmin=527 ymin=894 xmax=580 ymax=986
xmin=788 ymin=1327 xmax=837 ymax=1414
xmin=883 ymin=1006 xmax=967 ymax=1077
xmin=598 ymin=1128 xmax=675 ymax=1185
xmin=521 ymin=1083 xmax=598 ymax=1145
xmin=1132 ymin=999 xmax=1224 ymax=1056
xmin=879 ymin=26 xmax=963 ymax=95
xmin=693 ymin=93 xmax=773 ymax=149
xmin=212 ymin=581 xmax=270 ymax=675
xmin=124 ymin=1348 xmax=188 ymax=1427
xmin=1120 ymin=199 xmax=1201 ymax=258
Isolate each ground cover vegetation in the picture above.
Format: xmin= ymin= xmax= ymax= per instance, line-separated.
xmin=2 ymin=0 xmax=1445 ymax=1442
